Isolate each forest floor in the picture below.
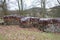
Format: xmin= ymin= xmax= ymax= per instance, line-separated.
xmin=0 ymin=25 xmax=60 ymax=40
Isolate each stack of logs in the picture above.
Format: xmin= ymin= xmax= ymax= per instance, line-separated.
xmin=3 ymin=15 xmax=60 ymax=32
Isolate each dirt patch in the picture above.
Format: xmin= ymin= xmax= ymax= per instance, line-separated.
xmin=0 ymin=25 xmax=40 ymax=40
xmin=0 ymin=25 xmax=40 ymax=34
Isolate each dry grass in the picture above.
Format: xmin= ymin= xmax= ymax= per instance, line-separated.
xmin=0 ymin=25 xmax=60 ymax=40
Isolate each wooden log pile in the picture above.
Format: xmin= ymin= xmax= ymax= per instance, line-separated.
xmin=3 ymin=15 xmax=60 ymax=32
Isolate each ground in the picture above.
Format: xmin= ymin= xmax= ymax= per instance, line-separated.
xmin=0 ymin=25 xmax=60 ymax=40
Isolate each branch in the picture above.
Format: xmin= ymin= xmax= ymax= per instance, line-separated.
xmin=57 ymin=0 xmax=60 ymax=4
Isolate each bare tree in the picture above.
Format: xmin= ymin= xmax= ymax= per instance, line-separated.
xmin=20 ymin=0 xmax=24 ymax=16
xmin=16 ymin=0 xmax=24 ymax=16
xmin=2 ymin=0 xmax=8 ymax=15
xmin=0 ymin=0 xmax=7 ymax=16
xmin=41 ymin=0 xmax=46 ymax=17
xmin=16 ymin=0 xmax=21 ymax=15
xmin=21 ymin=0 xmax=23 ymax=11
